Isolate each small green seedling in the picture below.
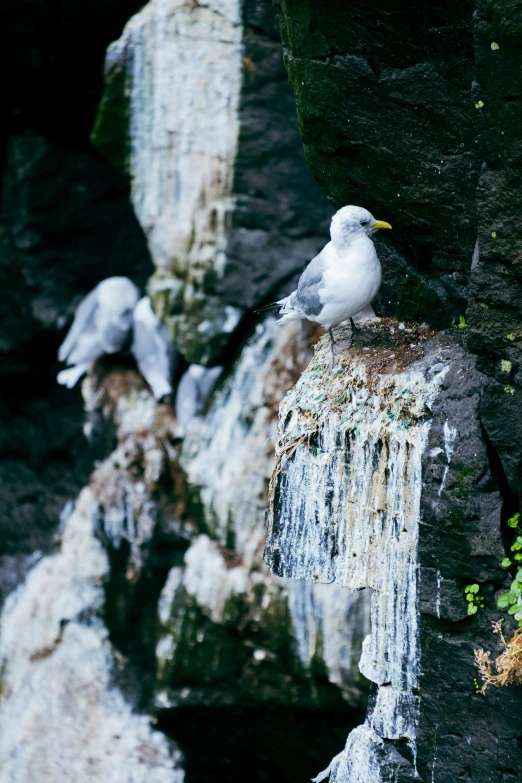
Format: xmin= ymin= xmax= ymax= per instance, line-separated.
xmin=452 ymin=315 xmax=467 ymax=329
xmin=465 ymin=583 xmax=484 ymax=615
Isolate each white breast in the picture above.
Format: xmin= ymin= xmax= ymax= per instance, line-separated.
xmin=317 ymin=237 xmax=382 ymax=328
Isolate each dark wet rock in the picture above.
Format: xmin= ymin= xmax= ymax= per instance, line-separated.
xmin=220 ymin=1 xmax=333 ymax=311
xmin=0 ymin=2 xmax=153 ymax=610
xmin=274 ymin=0 xmax=479 ymax=326
xmin=467 ymin=1 xmax=522 ymax=496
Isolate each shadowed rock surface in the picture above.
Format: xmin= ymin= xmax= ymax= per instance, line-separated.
xmin=0 ymin=1 xmax=154 ymax=612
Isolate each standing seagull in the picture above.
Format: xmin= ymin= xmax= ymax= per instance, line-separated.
xmin=270 ymin=205 xmax=391 ymax=351
xmin=131 ymin=296 xmax=176 ymax=402
xmin=57 ymin=276 xmax=139 ymax=388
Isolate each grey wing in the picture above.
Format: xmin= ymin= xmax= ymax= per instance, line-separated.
xmin=68 ymin=308 xmax=131 ymax=365
xmin=58 ymin=287 xmax=100 ymax=362
xmin=132 ymin=318 xmax=171 ymax=373
xmin=291 ymin=252 xmax=327 ymax=316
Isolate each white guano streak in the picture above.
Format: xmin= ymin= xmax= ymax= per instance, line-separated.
xmin=271 ymin=353 xmax=451 ymax=781
xmin=438 ymin=420 xmax=458 ymax=496
xmin=181 ymin=319 xmax=301 ymax=568
xmin=115 ymin=0 xmax=243 ymax=278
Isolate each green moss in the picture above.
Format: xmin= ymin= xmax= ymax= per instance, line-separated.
xmin=90 ymin=51 xmax=130 ymax=176
xmin=479 ymin=0 xmax=522 ymax=37
xmin=157 ymin=588 xmax=243 ymax=687
xmin=225 ymin=511 xmax=236 ymax=552
xmin=168 ymin=293 xmax=242 ymax=365
xmin=183 ymin=481 xmax=214 ymax=539
xmin=396 ymin=275 xmax=445 ymax=324
xmin=148 ymin=271 xmax=243 ymax=364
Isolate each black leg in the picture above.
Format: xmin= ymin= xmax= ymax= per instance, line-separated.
xmin=328 ymin=327 xmax=336 ymax=345
xmin=350 ymin=318 xmax=359 ymax=333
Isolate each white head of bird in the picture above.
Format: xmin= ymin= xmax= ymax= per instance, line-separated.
xmin=330 ymin=205 xmax=392 ymax=250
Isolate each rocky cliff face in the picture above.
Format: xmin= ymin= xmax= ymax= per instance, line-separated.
xmin=91 ymin=0 xmax=333 ymax=363
xmin=0 ymin=0 xmax=153 ymax=611
xmin=265 ymin=323 xmax=520 ymax=781
xmin=266 ymin=1 xmax=522 ymax=780
xmin=274 ymin=0 xmax=522 ymax=494
xmin=2 ymin=0 xmax=522 ymax=781
xmin=0 ymin=1 xmax=369 ymax=781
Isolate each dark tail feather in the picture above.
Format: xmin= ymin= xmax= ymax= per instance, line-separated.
xmin=254 ymin=301 xmax=280 ymax=314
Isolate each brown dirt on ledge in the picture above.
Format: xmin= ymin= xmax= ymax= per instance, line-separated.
xmin=325 ymin=319 xmax=438 ymax=377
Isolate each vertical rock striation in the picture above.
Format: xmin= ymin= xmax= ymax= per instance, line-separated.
xmin=0 ymin=473 xmax=184 ymax=783
xmin=93 ymin=0 xmax=244 ymax=362
xmin=155 ymin=319 xmax=370 ymax=710
xmin=265 ymin=322 xmax=520 ymax=781
xmin=265 ymin=325 xmax=451 ymax=778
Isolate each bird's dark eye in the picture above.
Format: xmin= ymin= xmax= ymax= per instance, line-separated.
xmin=360 ymin=219 xmax=369 ymax=226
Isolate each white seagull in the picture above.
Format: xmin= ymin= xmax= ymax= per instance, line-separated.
xmin=131 ymin=296 xmax=176 ymax=402
xmin=57 ymin=276 xmax=139 ymax=388
xmin=264 ymin=205 xmax=391 ymax=351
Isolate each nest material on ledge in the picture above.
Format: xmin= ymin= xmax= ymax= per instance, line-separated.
xmin=268 ymin=319 xmax=439 ymax=506
xmin=475 ymin=623 xmax=522 ymax=694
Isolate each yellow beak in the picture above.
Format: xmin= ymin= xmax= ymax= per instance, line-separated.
xmin=371 ymin=220 xmax=392 ymax=230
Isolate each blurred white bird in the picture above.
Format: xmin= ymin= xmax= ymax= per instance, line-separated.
xmin=131 ymin=296 xmax=176 ymax=401
xmin=57 ymin=276 xmax=139 ymax=388
xmin=175 ymin=365 xmax=222 ymax=437
xmin=261 ymin=205 xmax=391 ymax=352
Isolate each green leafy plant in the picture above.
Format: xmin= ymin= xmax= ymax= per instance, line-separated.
xmin=452 ymin=315 xmax=467 ymax=329
xmin=498 ymin=513 xmax=522 ymax=628
xmin=465 ymin=583 xmax=484 ymax=615
xmin=500 ymin=513 xmax=522 ymax=567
